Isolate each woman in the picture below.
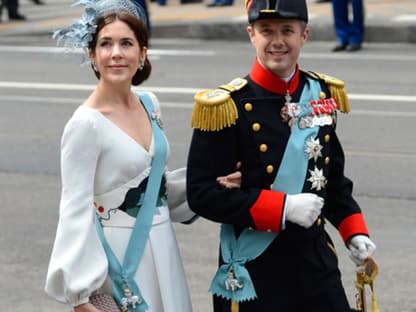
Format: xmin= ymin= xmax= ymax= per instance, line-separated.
xmin=45 ymin=1 xmax=197 ymax=311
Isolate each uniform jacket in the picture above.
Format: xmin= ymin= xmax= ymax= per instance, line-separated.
xmin=187 ymin=59 xmax=368 ymax=241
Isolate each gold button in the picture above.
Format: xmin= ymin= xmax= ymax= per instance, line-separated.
xmin=244 ymin=103 xmax=253 ymax=111
xmin=324 ymin=134 xmax=330 ymax=142
xmin=319 ymin=92 xmax=326 ymax=99
xmin=324 ymin=179 xmax=328 ymax=186
xmin=267 ymin=229 xmax=272 ymax=232
xmin=266 ymin=165 xmax=274 ymax=174
xmin=252 ymin=123 xmax=261 ymax=132
xmin=324 ymin=156 xmax=330 ymax=165
xmin=259 ymin=144 xmax=268 ymax=152
xmin=270 ymin=184 xmax=273 ymax=189
xmin=317 ymin=218 xmax=322 ymax=226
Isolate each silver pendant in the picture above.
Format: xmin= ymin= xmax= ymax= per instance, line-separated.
xmin=121 ymin=288 xmax=142 ymax=312
xmin=225 ymin=267 xmax=243 ymax=291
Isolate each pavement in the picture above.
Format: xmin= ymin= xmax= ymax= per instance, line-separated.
xmin=0 ymin=0 xmax=416 ymax=43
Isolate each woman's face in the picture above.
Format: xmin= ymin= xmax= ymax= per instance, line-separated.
xmin=91 ymin=19 xmax=146 ymax=85
xmin=247 ymin=19 xmax=308 ymax=78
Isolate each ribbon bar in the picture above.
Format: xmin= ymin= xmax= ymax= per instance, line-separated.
xmin=310 ymin=98 xmax=338 ymax=115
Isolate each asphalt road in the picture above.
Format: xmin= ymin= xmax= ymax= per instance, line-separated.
xmin=0 ymin=38 xmax=415 ymax=312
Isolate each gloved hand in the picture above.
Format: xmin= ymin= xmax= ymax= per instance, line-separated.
xmin=284 ymin=193 xmax=324 ymax=228
xmin=347 ymin=235 xmax=376 ymax=265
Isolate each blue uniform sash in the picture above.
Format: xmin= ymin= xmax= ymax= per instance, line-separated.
xmin=210 ymin=78 xmax=322 ymax=302
xmin=95 ymin=92 xmax=167 ymax=312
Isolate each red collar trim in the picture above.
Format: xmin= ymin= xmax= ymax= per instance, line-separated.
xmin=249 ymin=58 xmax=300 ymax=95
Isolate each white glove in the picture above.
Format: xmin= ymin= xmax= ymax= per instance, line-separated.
xmin=284 ymin=193 xmax=324 ymax=228
xmin=347 ymin=235 xmax=376 ymax=265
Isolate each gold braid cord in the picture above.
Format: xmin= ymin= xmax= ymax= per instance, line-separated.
xmin=231 ymin=300 xmax=239 ymax=312
xmin=355 ymin=257 xmax=380 ymax=312
xmin=307 ymin=71 xmax=351 ymax=113
xmin=191 ymin=78 xmax=247 ymax=131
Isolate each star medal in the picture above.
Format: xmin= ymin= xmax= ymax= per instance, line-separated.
xmin=305 ymin=137 xmax=323 ymax=162
xmin=308 ymin=166 xmax=326 ymax=191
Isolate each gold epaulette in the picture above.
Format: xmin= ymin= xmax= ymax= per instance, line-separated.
xmin=191 ymin=78 xmax=247 ymax=131
xmin=307 ymin=71 xmax=350 ymax=113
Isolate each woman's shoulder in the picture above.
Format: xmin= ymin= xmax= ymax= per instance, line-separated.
xmin=60 ymin=106 xmax=103 ymax=150
xmin=69 ymin=105 xmax=102 ymax=124
xmin=63 ymin=105 xmax=102 ymax=135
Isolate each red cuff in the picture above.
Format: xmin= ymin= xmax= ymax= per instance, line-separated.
xmin=249 ymin=190 xmax=285 ymax=233
xmin=338 ymin=213 xmax=369 ymax=244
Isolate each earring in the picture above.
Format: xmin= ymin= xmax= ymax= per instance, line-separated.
xmin=91 ymin=60 xmax=98 ymax=71
xmin=139 ymin=59 xmax=145 ymax=71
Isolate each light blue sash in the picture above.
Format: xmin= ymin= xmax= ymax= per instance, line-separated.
xmin=210 ymin=78 xmax=322 ymax=302
xmin=95 ymin=92 xmax=167 ymax=312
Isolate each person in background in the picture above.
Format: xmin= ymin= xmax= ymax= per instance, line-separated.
xmin=206 ymin=0 xmax=233 ymax=8
xmin=331 ymin=0 xmax=365 ymax=52
xmin=181 ymin=0 xmax=202 ymax=4
xmin=186 ymin=0 xmax=376 ymax=311
xmin=44 ymin=0 xmax=196 ymax=311
xmin=30 ymin=0 xmax=45 ymax=5
xmin=0 ymin=0 xmax=26 ymax=22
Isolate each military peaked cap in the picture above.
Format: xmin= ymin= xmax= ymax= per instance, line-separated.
xmin=246 ymin=0 xmax=308 ymax=23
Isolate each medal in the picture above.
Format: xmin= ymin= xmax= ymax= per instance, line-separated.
xmin=120 ymin=287 xmax=142 ymax=312
xmin=224 ymin=267 xmax=243 ymax=292
xmin=305 ymin=137 xmax=323 ymax=162
xmin=308 ymin=166 xmax=326 ymax=191
xmin=281 ymin=90 xmax=301 ymax=128
xmin=151 ymin=109 xmax=163 ymax=129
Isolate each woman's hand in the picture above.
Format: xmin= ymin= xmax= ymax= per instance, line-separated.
xmin=217 ymin=171 xmax=241 ymax=188
xmin=74 ymin=303 xmax=102 ymax=312
xmin=217 ymin=162 xmax=242 ymax=189
xmin=217 ymin=171 xmax=242 ymax=188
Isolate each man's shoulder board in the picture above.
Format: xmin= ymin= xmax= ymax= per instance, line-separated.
xmin=191 ymin=78 xmax=248 ymax=131
xmin=304 ymin=71 xmax=350 ymax=113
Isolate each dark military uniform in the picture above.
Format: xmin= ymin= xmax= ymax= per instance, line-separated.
xmin=186 ymin=58 xmax=370 ymax=312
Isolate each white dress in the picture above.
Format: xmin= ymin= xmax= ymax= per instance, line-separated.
xmin=45 ymin=92 xmax=193 ymax=312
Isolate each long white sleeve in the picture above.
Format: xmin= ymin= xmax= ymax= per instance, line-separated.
xmin=45 ymin=117 xmax=108 ymax=307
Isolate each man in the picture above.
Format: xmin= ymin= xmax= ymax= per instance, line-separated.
xmin=0 ymin=0 xmax=26 ymax=22
xmin=186 ymin=0 xmax=376 ymax=311
xmin=331 ymin=0 xmax=365 ymax=52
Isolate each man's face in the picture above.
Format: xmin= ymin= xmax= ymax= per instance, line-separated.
xmin=247 ymin=19 xmax=309 ymax=77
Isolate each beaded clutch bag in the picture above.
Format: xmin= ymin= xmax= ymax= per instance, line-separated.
xmin=89 ymin=293 xmax=121 ymax=312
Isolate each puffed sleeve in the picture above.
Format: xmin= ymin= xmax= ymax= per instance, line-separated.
xmin=166 ymin=168 xmax=197 ymax=223
xmin=45 ymin=116 xmax=108 ymax=307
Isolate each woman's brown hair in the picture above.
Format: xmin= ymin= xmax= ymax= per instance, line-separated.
xmin=88 ymin=11 xmax=151 ymax=86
